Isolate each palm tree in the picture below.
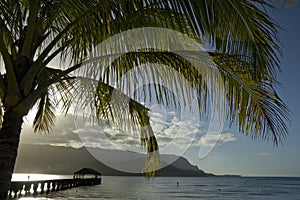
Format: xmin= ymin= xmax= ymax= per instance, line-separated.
xmin=0 ymin=0 xmax=289 ymax=198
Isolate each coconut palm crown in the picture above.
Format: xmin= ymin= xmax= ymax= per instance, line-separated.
xmin=0 ymin=0 xmax=289 ymax=198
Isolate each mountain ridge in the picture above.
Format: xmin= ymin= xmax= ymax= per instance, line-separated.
xmin=15 ymin=143 xmax=214 ymax=177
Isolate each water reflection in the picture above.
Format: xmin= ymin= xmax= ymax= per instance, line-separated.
xmin=12 ymin=173 xmax=72 ymax=181
xmin=18 ymin=198 xmax=52 ymax=200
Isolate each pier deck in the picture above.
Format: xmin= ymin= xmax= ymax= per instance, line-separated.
xmin=8 ymin=178 xmax=101 ymax=198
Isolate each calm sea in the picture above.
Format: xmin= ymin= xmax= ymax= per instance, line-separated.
xmin=12 ymin=175 xmax=300 ymax=200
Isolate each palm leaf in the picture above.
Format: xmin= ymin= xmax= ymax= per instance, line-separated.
xmin=32 ymin=91 xmax=56 ymax=133
xmin=78 ymin=48 xmax=288 ymax=144
xmin=95 ymin=80 xmax=161 ymax=176
xmin=211 ymin=52 xmax=289 ymax=144
xmin=70 ymin=76 xmax=160 ymax=176
xmin=31 ymin=67 xmax=76 ymax=132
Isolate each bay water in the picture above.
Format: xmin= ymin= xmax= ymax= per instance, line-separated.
xmin=12 ymin=175 xmax=300 ymax=199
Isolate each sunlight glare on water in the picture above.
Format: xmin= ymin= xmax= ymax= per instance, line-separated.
xmin=18 ymin=198 xmax=52 ymax=200
xmin=11 ymin=173 xmax=70 ymax=181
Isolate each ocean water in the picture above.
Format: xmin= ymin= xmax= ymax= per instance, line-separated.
xmin=14 ymin=176 xmax=300 ymax=200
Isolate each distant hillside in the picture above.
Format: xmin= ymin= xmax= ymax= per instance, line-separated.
xmin=15 ymin=143 xmax=214 ymax=177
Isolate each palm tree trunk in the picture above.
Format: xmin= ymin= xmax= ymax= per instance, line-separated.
xmin=0 ymin=111 xmax=23 ymax=199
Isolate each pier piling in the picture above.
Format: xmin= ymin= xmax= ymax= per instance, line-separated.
xmin=8 ymin=178 xmax=101 ymax=198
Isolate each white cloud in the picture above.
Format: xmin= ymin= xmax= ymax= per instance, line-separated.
xmin=194 ymin=133 xmax=237 ymax=147
xmin=72 ymin=109 xmax=203 ymax=154
xmin=76 ymin=124 xmax=142 ymax=151
xmin=21 ymin=109 xmax=233 ymax=153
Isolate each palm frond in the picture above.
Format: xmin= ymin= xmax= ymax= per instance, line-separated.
xmin=180 ymin=0 xmax=280 ymax=79
xmin=70 ymin=76 xmax=160 ymax=176
xmin=31 ymin=67 xmax=75 ymax=133
xmin=77 ymin=48 xmax=288 ymax=144
xmin=43 ymin=0 xmax=197 ymax=67
xmin=95 ymin=79 xmax=161 ymax=176
xmin=211 ymin=52 xmax=289 ymax=144
xmin=32 ymin=91 xmax=56 ymax=133
xmin=71 ymin=76 xmax=154 ymax=144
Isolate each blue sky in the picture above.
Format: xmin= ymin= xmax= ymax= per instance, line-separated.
xmin=20 ymin=2 xmax=300 ymax=177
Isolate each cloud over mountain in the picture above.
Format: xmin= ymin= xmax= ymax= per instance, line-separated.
xmin=21 ymin=110 xmax=236 ymax=155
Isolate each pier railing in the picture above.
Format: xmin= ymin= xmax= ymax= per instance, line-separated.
xmin=8 ymin=178 xmax=101 ymax=198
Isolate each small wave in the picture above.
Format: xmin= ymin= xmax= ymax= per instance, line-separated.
xmin=187 ymin=184 xmax=207 ymax=187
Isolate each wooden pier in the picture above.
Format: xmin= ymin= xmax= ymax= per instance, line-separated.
xmin=8 ymin=178 xmax=101 ymax=198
